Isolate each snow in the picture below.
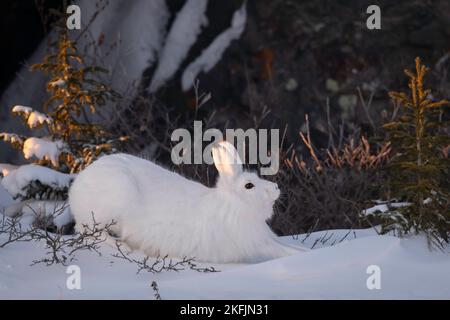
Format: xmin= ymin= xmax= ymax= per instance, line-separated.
xmin=0 ymin=133 xmax=24 ymax=145
xmin=181 ymin=2 xmax=247 ymax=91
xmin=0 ymin=0 xmax=170 ymax=144
xmin=21 ymin=201 xmax=73 ymax=229
xmin=11 ymin=105 xmax=33 ymax=114
xmin=22 ymin=138 xmax=64 ymax=167
xmin=0 ymin=179 xmax=14 ymax=213
xmin=1 ymin=165 xmax=75 ymax=199
xmin=11 ymin=105 xmax=52 ymax=128
xmin=0 ymin=226 xmax=448 ymax=299
xmin=160 ymin=232 xmax=450 ymax=299
xmin=0 ymin=165 xmax=17 ymax=212
xmin=362 ymin=202 xmax=412 ymax=217
xmin=81 ymin=0 xmax=170 ymax=96
xmin=149 ymin=0 xmax=209 ymax=93
xmin=26 ymin=111 xmax=52 ymax=128
xmin=48 ymin=79 xmax=65 ymax=87
xmin=0 ymin=163 xmax=18 ymax=177
xmin=363 ymin=204 xmax=390 ymax=215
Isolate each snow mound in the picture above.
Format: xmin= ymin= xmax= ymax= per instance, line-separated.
xmin=22 ymin=138 xmax=64 ymax=167
xmin=1 ymin=165 xmax=75 ymax=199
xmin=0 ymin=227 xmax=448 ymax=299
xmin=159 ymin=233 xmax=450 ymax=299
xmin=0 ymin=163 xmax=18 ymax=177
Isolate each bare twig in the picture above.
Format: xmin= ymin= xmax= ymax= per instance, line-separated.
xmin=357 ymin=86 xmax=376 ymax=132
xmin=112 ymin=241 xmax=220 ymax=274
xmin=151 ymin=281 xmax=161 ymax=300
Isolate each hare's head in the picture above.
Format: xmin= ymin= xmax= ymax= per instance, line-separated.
xmin=212 ymin=141 xmax=280 ymax=217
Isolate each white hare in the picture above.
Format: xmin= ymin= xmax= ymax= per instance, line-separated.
xmin=69 ymin=141 xmax=302 ymax=263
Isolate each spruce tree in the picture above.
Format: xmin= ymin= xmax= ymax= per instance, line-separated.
xmin=383 ymin=57 xmax=450 ymax=246
xmin=29 ymin=31 xmax=124 ymax=173
xmin=1 ymin=30 xmax=126 ymax=201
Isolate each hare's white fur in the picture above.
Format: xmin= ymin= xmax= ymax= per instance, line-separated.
xmin=69 ymin=141 xmax=301 ymax=263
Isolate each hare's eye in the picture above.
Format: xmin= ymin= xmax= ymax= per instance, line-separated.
xmin=245 ymin=182 xmax=254 ymax=189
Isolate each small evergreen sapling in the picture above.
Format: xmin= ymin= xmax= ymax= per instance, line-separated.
xmin=29 ymin=32 xmax=125 ymax=173
xmin=383 ymin=57 xmax=450 ymax=246
xmin=0 ymin=31 xmax=126 ymax=201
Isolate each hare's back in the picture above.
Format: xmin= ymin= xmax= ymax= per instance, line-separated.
xmin=96 ymin=153 xmax=206 ymax=194
xmin=69 ymin=154 xmax=145 ymax=227
xmin=70 ymin=153 xmax=208 ymax=226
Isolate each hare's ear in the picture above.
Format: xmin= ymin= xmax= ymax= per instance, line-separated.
xmin=212 ymin=141 xmax=243 ymax=178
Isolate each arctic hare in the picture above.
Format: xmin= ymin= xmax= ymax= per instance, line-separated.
xmin=69 ymin=141 xmax=301 ymax=263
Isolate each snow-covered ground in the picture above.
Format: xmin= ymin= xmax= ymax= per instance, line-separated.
xmin=1 ymin=172 xmax=449 ymax=300
xmin=0 ymin=222 xmax=449 ymax=299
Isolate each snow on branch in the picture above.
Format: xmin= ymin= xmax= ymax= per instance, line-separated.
xmin=1 ymin=164 xmax=75 ymax=199
xmin=27 ymin=111 xmax=52 ymax=128
xmin=181 ymin=2 xmax=247 ymax=91
xmin=48 ymin=79 xmax=66 ymax=87
xmin=0 ymin=133 xmax=25 ymax=146
xmin=148 ymin=0 xmax=209 ymax=93
xmin=22 ymin=138 xmax=65 ymax=167
xmin=12 ymin=105 xmax=52 ymax=128
xmin=11 ymin=105 xmax=33 ymax=114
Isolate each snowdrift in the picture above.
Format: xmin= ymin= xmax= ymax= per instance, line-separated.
xmin=0 ymin=225 xmax=448 ymax=299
